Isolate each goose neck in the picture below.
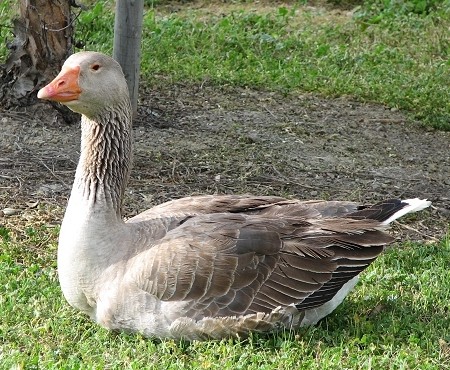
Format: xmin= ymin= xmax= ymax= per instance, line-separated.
xmin=72 ymin=101 xmax=133 ymax=218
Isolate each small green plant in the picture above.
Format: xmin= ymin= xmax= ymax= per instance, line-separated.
xmin=0 ymin=226 xmax=11 ymax=242
xmin=356 ymin=0 xmax=448 ymax=21
xmin=0 ymin=0 xmax=13 ymax=60
xmin=74 ymin=0 xmax=114 ymax=52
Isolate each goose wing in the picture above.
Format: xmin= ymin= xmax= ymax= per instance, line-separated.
xmin=127 ymin=195 xmax=365 ymax=222
xmin=126 ymin=212 xmax=392 ymax=319
xmin=127 ymin=195 xmax=288 ymax=223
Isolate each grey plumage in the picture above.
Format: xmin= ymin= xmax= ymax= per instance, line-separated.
xmin=37 ymin=52 xmax=431 ymax=340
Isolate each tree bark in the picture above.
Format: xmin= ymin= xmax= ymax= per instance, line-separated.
xmin=0 ymin=0 xmax=73 ymax=108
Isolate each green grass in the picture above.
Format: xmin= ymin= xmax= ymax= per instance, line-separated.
xmin=1 ymin=223 xmax=449 ymax=368
xmin=0 ymin=1 xmax=449 ymax=129
xmin=0 ymin=0 xmax=13 ymax=61
xmin=74 ymin=0 xmax=449 ymax=129
xmin=142 ymin=7 xmax=449 ymax=129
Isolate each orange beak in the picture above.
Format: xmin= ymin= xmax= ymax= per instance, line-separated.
xmin=37 ymin=65 xmax=82 ymax=103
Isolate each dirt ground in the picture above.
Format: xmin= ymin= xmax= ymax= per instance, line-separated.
xmin=1 ymin=83 xmax=449 ymax=241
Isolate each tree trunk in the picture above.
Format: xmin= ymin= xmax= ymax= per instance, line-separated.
xmin=0 ymin=0 xmax=73 ymax=108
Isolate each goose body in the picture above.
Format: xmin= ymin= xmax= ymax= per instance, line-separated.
xmin=38 ymin=52 xmax=431 ymax=340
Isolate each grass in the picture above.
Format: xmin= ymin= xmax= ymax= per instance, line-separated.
xmin=0 ymin=1 xmax=449 ymax=129
xmin=1 ymin=218 xmax=449 ymax=368
xmin=75 ymin=0 xmax=449 ymax=129
xmin=0 ymin=0 xmax=13 ymax=61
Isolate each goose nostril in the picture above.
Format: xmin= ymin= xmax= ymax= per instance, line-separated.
xmin=57 ymin=80 xmax=66 ymax=87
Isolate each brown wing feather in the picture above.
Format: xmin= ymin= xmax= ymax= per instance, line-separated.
xmin=127 ymin=195 xmax=287 ymax=223
xmin=127 ymin=198 xmax=397 ymax=320
xmin=293 ymin=230 xmax=392 ymax=310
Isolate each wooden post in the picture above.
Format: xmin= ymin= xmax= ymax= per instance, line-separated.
xmin=113 ymin=0 xmax=144 ymax=117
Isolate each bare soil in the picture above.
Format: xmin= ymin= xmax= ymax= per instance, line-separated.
xmin=1 ymin=83 xmax=449 ymax=241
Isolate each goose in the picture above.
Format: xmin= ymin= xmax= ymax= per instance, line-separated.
xmin=37 ymin=51 xmax=431 ymax=340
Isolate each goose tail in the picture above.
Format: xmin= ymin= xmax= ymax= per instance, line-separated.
xmin=347 ymin=198 xmax=431 ymax=225
xmin=380 ymin=198 xmax=431 ymax=225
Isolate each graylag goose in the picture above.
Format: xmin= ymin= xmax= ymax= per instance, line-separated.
xmin=37 ymin=51 xmax=431 ymax=340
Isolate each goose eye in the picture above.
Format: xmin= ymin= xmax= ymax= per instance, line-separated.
xmin=91 ymin=63 xmax=101 ymax=71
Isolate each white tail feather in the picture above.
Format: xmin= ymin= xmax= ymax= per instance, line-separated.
xmin=382 ymin=198 xmax=431 ymax=225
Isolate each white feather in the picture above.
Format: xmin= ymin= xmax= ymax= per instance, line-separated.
xmin=382 ymin=198 xmax=431 ymax=225
xmin=301 ymin=276 xmax=360 ymax=326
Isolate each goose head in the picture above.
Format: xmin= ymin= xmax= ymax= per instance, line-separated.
xmin=38 ymin=51 xmax=130 ymax=118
